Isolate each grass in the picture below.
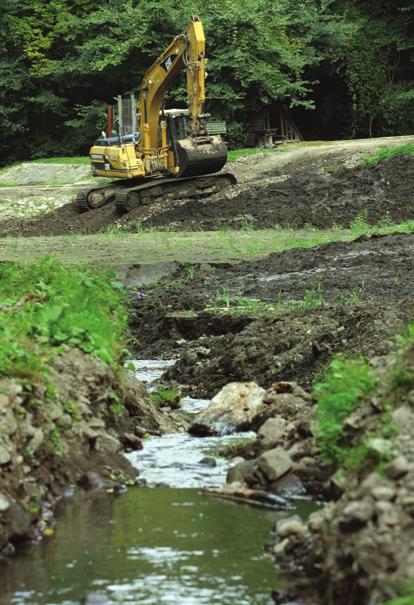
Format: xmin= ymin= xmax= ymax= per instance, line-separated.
xmin=382 ymin=586 xmax=414 ymax=605
xmin=314 ymin=356 xmax=377 ymax=468
xmin=0 ymin=219 xmax=412 ymax=268
xmin=0 ymin=256 xmax=129 ymax=384
xmin=314 ymin=323 xmax=414 ymax=473
xmin=362 ymin=144 xmax=414 ymax=167
xmin=203 ymin=436 xmax=256 ymax=459
xmin=150 ymin=387 xmax=181 ymax=409
xmin=31 ymin=156 xmax=90 ymax=164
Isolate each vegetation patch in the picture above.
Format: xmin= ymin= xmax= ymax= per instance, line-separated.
xmin=362 ymin=144 xmax=414 ymax=167
xmin=314 ymin=356 xmax=376 ymax=468
xmin=150 ymin=386 xmax=181 ymax=409
xmin=0 ymin=256 xmax=129 ymax=384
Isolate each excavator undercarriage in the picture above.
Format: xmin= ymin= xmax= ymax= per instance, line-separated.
xmin=76 ymin=172 xmax=236 ymax=213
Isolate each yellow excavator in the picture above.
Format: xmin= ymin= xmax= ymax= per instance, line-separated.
xmin=77 ymin=16 xmax=235 ymax=212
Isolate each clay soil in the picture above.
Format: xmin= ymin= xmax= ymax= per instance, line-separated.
xmin=131 ymin=231 xmax=414 ymax=397
xmin=1 ymin=146 xmax=413 ymax=237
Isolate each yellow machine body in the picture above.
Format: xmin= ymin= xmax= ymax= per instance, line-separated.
xmin=89 ymin=17 xmax=227 ymax=182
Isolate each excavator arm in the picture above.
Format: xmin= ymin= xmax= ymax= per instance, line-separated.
xmin=138 ymin=16 xmax=226 ymax=177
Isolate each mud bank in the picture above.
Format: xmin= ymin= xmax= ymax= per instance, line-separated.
xmin=1 ymin=153 xmax=413 ymax=236
xmin=129 ymin=232 xmax=414 ymax=396
xmin=189 ymin=340 xmax=414 ymax=604
xmin=0 ymin=347 xmax=183 ymax=560
xmin=269 ymin=342 xmax=414 ymax=605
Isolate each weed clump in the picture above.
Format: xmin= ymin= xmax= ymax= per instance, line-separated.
xmin=314 ymin=356 xmax=376 ymax=467
xmin=362 ymin=144 xmax=414 ymax=167
xmin=0 ymin=256 xmax=129 ymax=382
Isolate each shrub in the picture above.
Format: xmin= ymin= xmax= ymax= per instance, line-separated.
xmin=0 ymin=256 xmax=129 ymax=382
xmin=314 ymin=356 xmax=376 ymax=467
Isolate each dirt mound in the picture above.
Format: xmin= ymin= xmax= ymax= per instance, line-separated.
xmin=1 ymin=155 xmax=413 ymax=236
xmin=130 ymin=232 xmax=414 ymax=396
xmin=140 ymin=154 xmax=414 ymax=231
xmin=164 ymin=302 xmax=412 ymax=397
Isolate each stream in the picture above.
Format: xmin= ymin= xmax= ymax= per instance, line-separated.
xmin=0 ymin=360 xmax=317 ymax=605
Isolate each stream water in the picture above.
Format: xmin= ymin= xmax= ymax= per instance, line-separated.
xmin=0 ymin=360 xmax=316 ymax=605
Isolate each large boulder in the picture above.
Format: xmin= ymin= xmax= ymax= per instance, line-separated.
xmin=257 ymin=448 xmax=293 ymax=482
xmin=189 ymin=382 xmax=266 ymax=436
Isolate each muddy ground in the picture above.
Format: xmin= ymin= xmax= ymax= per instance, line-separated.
xmin=1 ymin=142 xmax=413 ymax=236
xmin=130 ymin=231 xmax=414 ymax=397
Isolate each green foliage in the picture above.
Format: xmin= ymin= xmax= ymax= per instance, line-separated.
xmin=362 ymin=144 xmax=414 ymax=167
xmin=0 ymin=256 xmax=129 ymax=382
xmin=0 ymin=0 xmax=360 ymax=162
xmin=150 ymin=387 xmax=181 ymax=409
xmin=314 ymin=356 xmax=376 ymax=467
xmin=382 ymin=584 xmax=414 ymax=605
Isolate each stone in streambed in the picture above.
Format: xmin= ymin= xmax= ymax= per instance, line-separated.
xmin=123 ymin=433 xmax=143 ymax=450
xmin=277 ymin=515 xmax=309 ymax=539
xmin=227 ymin=460 xmax=255 ymax=485
xmin=189 ymin=382 xmax=266 ymax=436
xmin=199 ymin=457 xmax=217 ymax=467
xmin=257 ymin=417 xmax=289 ymax=447
xmin=257 ymin=448 xmax=293 ymax=483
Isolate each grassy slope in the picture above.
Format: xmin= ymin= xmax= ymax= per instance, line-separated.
xmin=0 ymin=257 xmax=128 ymax=384
xmin=0 ymin=220 xmax=412 ymax=268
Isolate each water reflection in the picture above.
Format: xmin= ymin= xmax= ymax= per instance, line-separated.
xmin=0 ymin=489 xmax=316 ymax=605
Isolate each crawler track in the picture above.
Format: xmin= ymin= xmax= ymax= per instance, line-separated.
xmin=76 ymin=173 xmax=236 ymax=213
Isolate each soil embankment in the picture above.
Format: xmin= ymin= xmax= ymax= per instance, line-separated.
xmin=0 ymin=143 xmax=413 ymax=236
xmin=0 ymin=346 xmax=184 ymax=560
xmin=130 ymin=231 xmax=414 ymax=396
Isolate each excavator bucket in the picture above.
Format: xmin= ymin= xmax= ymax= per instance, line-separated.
xmin=176 ymin=137 xmax=228 ymax=178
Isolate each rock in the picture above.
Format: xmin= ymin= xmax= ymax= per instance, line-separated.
xmin=95 ymin=433 xmax=122 ymax=454
xmin=277 ymin=515 xmax=309 ymax=539
xmin=189 ymin=382 xmax=266 ymax=436
xmin=57 ymin=413 xmax=72 ymax=429
xmin=367 ymin=438 xmax=394 ymax=458
xmin=257 ymin=417 xmax=288 ymax=447
xmin=227 ymin=460 xmax=255 ymax=485
xmin=199 ymin=457 xmax=217 ymax=467
xmin=0 ymin=443 xmax=11 ymax=465
xmin=0 ymin=409 xmax=17 ymax=436
xmin=123 ymin=433 xmax=143 ymax=450
xmin=0 ymin=493 xmax=10 ymax=512
xmin=47 ymin=403 xmax=64 ymax=421
xmin=273 ymin=538 xmax=290 ymax=555
xmin=257 ymin=448 xmax=293 ymax=483
xmin=29 ymin=428 xmax=44 ymax=453
xmin=401 ymin=495 xmax=414 ymax=516
xmin=385 ymin=456 xmax=410 ymax=480
xmin=270 ymin=473 xmax=306 ymax=497
xmin=80 ymin=423 xmax=99 ymax=442
xmin=371 ymin=485 xmax=396 ymax=501
xmin=339 ymin=499 xmax=374 ymax=532
xmin=88 ymin=418 xmax=106 ymax=430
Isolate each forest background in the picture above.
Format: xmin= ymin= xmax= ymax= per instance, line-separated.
xmin=0 ymin=0 xmax=413 ymax=164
